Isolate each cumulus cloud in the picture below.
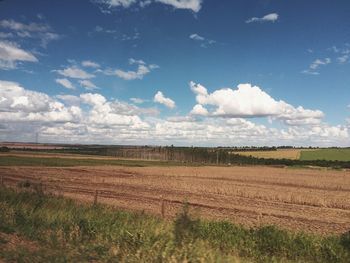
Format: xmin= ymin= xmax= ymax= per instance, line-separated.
xmin=167 ymin=116 xmax=196 ymax=122
xmin=0 ymin=40 xmax=38 ymax=70
xmin=94 ymin=0 xmax=202 ymax=12
xmin=81 ymin=60 xmax=100 ymax=68
xmin=154 ymin=91 xmax=176 ymax=109
xmin=189 ymin=81 xmax=324 ymax=125
xmin=190 ymin=104 xmax=208 ymax=116
xmin=57 ymin=66 xmax=95 ymax=79
xmin=0 ymin=80 xmax=158 ymax=142
xmin=0 ymin=80 xmax=348 ymax=146
xmin=246 ymin=13 xmax=279 ymax=23
xmin=55 ymin=78 xmax=75 ymax=90
xmin=56 ymin=94 xmax=81 ymax=105
xmin=105 ymin=58 xmax=158 ymax=80
xmin=0 ymin=19 xmax=60 ymax=47
xmin=0 ymin=80 xmax=82 ymax=123
xmin=80 ymin=93 xmax=151 ymax=128
xmin=79 ymin=80 xmax=98 ymax=90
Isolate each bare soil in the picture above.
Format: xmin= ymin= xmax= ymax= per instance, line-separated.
xmin=1 ymin=165 xmax=349 ymax=235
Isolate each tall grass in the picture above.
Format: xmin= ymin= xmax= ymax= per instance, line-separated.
xmin=0 ymin=187 xmax=349 ymax=262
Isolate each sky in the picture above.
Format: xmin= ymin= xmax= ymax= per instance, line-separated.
xmin=0 ymin=0 xmax=350 ymax=146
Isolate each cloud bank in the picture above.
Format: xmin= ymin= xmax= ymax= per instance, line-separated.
xmin=0 ymin=80 xmax=348 ymax=146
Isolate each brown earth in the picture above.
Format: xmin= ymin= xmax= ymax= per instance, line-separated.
xmin=1 ymin=165 xmax=350 ymax=235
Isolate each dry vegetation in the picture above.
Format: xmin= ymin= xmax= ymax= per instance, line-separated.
xmin=233 ymin=149 xmax=302 ymax=160
xmin=1 ymin=162 xmax=350 ymax=235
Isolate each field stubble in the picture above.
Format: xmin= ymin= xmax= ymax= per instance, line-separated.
xmin=1 ymin=163 xmax=350 ymax=235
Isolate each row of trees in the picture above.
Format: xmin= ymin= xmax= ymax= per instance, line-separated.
xmin=41 ymin=145 xmax=350 ymax=169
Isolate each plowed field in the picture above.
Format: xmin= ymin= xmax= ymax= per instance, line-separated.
xmin=1 ymin=165 xmax=349 ymax=235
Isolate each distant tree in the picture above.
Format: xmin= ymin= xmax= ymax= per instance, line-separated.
xmin=0 ymin=146 xmax=9 ymax=152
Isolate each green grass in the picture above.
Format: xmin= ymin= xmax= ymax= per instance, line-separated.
xmin=0 ymin=187 xmax=349 ymax=262
xmin=300 ymin=149 xmax=350 ymax=161
xmin=0 ymin=156 xmax=195 ymax=167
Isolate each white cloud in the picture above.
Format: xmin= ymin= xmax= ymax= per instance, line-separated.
xmin=105 ymin=58 xmax=158 ymax=80
xmin=155 ymin=0 xmax=202 ymax=12
xmin=190 ymin=104 xmax=208 ymax=116
xmin=154 ymin=91 xmax=175 ymax=109
xmin=0 ymin=80 xmax=81 ymax=123
xmin=337 ymin=54 xmax=349 ymax=63
xmin=55 ymin=78 xmax=75 ymax=90
xmin=93 ymin=25 xmax=117 ymax=35
xmin=57 ymin=66 xmax=95 ymax=79
xmin=310 ymin=58 xmax=331 ymax=70
xmin=130 ymin=97 xmax=146 ymax=104
xmin=94 ymin=0 xmax=202 ymax=12
xmin=246 ymin=13 xmax=279 ymax=23
xmin=189 ymin=81 xmax=324 ymax=125
xmin=80 ymin=93 xmax=106 ymax=106
xmin=56 ymin=95 xmax=81 ymax=105
xmin=301 ymin=70 xmax=320 ymax=75
xmin=189 ymin=33 xmax=204 ymax=41
xmin=82 ymin=60 xmax=100 ymax=68
xmin=129 ymin=58 xmax=145 ymax=65
xmin=0 ymin=40 xmax=38 ymax=70
xmin=167 ymin=116 xmax=196 ymax=122
xmin=303 ymin=58 xmax=331 ymax=75
xmin=0 ymin=19 xmax=60 ymax=47
xmin=79 ymin=80 xmax=98 ymax=90
xmin=189 ymin=33 xmax=216 ymax=48
xmin=0 ymin=81 xmax=350 ymax=146
xmin=80 ymin=92 xmax=151 ymax=128
xmin=0 ymin=19 xmax=50 ymax=32
xmin=0 ymin=80 xmax=348 ymax=147
xmin=96 ymin=0 xmax=137 ymax=8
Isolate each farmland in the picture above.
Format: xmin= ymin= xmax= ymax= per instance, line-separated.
xmin=235 ymin=148 xmax=350 ymax=162
xmin=300 ymin=148 xmax=350 ymax=161
xmin=1 ymin=153 xmax=350 ymax=235
xmin=1 ymin=151 xmax=350 ymax=262
xmin=233 ymin=149 xmax=301 ymax=160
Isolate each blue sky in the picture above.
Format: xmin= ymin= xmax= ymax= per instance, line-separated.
xmin=0 ymin=0 xmax=349 ymax=146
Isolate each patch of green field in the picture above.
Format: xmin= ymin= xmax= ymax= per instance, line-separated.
xmin=0 ymin=156 xmax=194 ymax=167
xmin=300 ymin=149 xmax=350 ymax=161
xmin=0 ymin=187 xmax=349 ymax=263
